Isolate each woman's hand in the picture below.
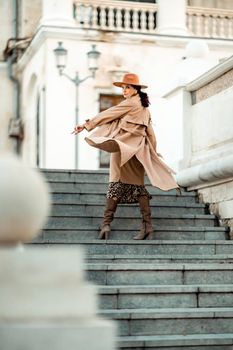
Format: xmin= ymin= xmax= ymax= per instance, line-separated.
xmin=71 ymin=124 xmax=85 ymax=135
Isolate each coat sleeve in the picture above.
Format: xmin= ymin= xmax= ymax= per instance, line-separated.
xmin=146 ymin=122 xmax=157 ymax=152
xmin=84 ymin=99 xmax=134 ymax=132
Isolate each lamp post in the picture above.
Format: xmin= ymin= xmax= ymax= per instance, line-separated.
xmin=53 ymin=41 xmax=101 ymax=169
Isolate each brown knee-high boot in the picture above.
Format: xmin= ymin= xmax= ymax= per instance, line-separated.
xmin=133 ymin=195 xmax=153 ymax=240
xmin=98 ymin=198 xmax=118 ymax=240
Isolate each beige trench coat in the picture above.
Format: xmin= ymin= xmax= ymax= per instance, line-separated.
xmin=84 ymin=95 xmax=179 ymax=191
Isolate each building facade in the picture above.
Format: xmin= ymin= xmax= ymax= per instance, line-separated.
xmin=1 ymin=0 xmax=233 ymax=230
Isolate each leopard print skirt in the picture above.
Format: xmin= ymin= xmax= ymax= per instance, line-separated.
xmin=106 ymin=181 xmax=152 ymax=204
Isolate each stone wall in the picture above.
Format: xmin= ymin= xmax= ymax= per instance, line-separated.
xmin=19 ymin=0 xmax=42 ymax=37
xmin=0 ymin=0 xmax=42 ymax=61
xmin=175 ymin=55 xmax=233 ymax=235
xmin=198 ymin=180 xmax=233 ymax=238
xmin=0 ymin=63 xmax=15 ymax=153
xmin=0 ymin=1 xmax=13 ymax=61
xmin=190 ymin=84 xmax=233 ymax=166
xmin=190 ymin=63 xmax=233 ymax=235
xmin=193 ymin=67 xmax=233 ymax=103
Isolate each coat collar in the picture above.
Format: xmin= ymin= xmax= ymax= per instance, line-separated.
xmin=128 ymin=94 xmax=140 ymax=103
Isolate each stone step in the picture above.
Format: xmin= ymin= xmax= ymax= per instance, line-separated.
xmin=41 ymin=169 xmax=110 ymax=183
xmin=117 ymin=333 xmax=233 ymax=349
xmin=39 ymin=169 xmax=232 ymax=349
xmin=85 ymin=261 xmax=233 ymax=285
xmin=43 ymin=170 xmax=187 ymax=193
xmin=51 ymin=192 xmax=198 ymax=205
xmin=33 ymin=240 xmax=233 ymax=256
xmin=97 ymin=284 xmax=233 ymax=310
xmin=50 ymin=203 xmax=207 ymax=216
xmin=45 ymin=214 xmax=217 ymax=229
xmin=100 ymin=307 xmax=233 ymax=336
xmin=39 ymin=226 xmax=228 ymax=242
xmin=87 ymin=254 xmax=233 ymax=263
xmin=47 ymin=181 xmax=184 ymax=196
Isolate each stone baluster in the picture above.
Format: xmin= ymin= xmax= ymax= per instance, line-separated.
xmin=124 ymin=9 xmax=131 ymax=31
xmin=141 ymin=10 xmax=147 ymax=31
xmin=227 ymin=16 xmax=232 ymax=38
xmin=108 ymin=6 xmax=115 ymax=30
xmin=203 ymin=14 xmax=209 ymax=37
xmin=191 ymin=14 xmax=196 ymax=36
xmin=148 ymin=10 xmax=155 ymax=32
xmin=116 ymin=7 xmax=122 ymax=31
xmin=134 ymin=9 xmax=139 ymax=32
xmin=226 ymin=16 xmax=231 ymax=38
xmin=100 ymin=5 xmax=107 ymax=29
xmin=92 ymin=4 xmax=98 ymax=29
xmin=228 ymin=16 xmax=233 ymax=38
xmin=75 ymin=4 xmax=80 ymax=25
xmin=191 ymin=14 xmax=196 ymax=35
xmin=77 ymin=4 xmax=85 ymax=27
xmin=211 ymin=15 xmax=218 ymax=37
xmin=219 ymin=15 xmax=226 ymax=38
xmin=83 ymin=5 xmax=91 ymax=28
xmin=186 ymin=13 xmax=192 ymax=34
xmin=195 ymin=14 xmax=203 ymax=36
xmin=131 ymin=9 xmax=135 ymax=32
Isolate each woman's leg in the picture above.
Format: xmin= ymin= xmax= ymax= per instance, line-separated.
xmin=133 ymin=195 xmax=153 ymax=240
xmin=98 ymin=197 xmax=118 ymax=240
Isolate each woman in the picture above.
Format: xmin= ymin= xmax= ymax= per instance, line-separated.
xmin=72 ymin=73 xmax=180 ymax=240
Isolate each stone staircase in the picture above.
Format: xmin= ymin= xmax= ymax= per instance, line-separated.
xmin=33 ymin=169 xmax=233 ymax=349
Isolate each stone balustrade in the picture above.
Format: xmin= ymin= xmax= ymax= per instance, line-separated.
xmin=186 ymin=6 xmax=233 ymax=39
xmin=73 ymin=0 xmax=157 ymax=33
xmin=73 ymin=0 xmax=233 ymax=39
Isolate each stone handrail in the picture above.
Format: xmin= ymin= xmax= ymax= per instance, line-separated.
xmin=73 ymin=0 xmax=157 ymax=33
xmin=186 ymin=6 xmax=233 ymax=38
xmin=177 ymin=155 xmax=233 ymax=189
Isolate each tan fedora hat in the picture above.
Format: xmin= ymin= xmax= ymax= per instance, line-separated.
xmin=113 ymin=73 xmax=148 ymax=89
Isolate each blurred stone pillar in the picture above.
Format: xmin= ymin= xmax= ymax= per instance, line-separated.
xmin=156 ymin=0 xmax=188 ymax=36
xmin=0 ymin=154 xmax=116 ymax=350
xmin=0 ymin=247 xmax=116 ymax=350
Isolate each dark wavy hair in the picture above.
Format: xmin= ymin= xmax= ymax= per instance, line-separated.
xmin=132 ymin=85 xmax=150 ymax=107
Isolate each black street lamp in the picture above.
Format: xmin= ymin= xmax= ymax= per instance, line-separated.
xmin=53 ymin=41 xmax=101 ymax=168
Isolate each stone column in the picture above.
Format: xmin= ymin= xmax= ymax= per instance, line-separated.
xmin=0 ymin=247 xmax=116 ymax=350
xmin=0 ymin=154 xmax=116 ymax=350
xmin=156 ymin=0 xmax=189 ymax=36
xmin=40 ymin=0 xmax=75 ymax=26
